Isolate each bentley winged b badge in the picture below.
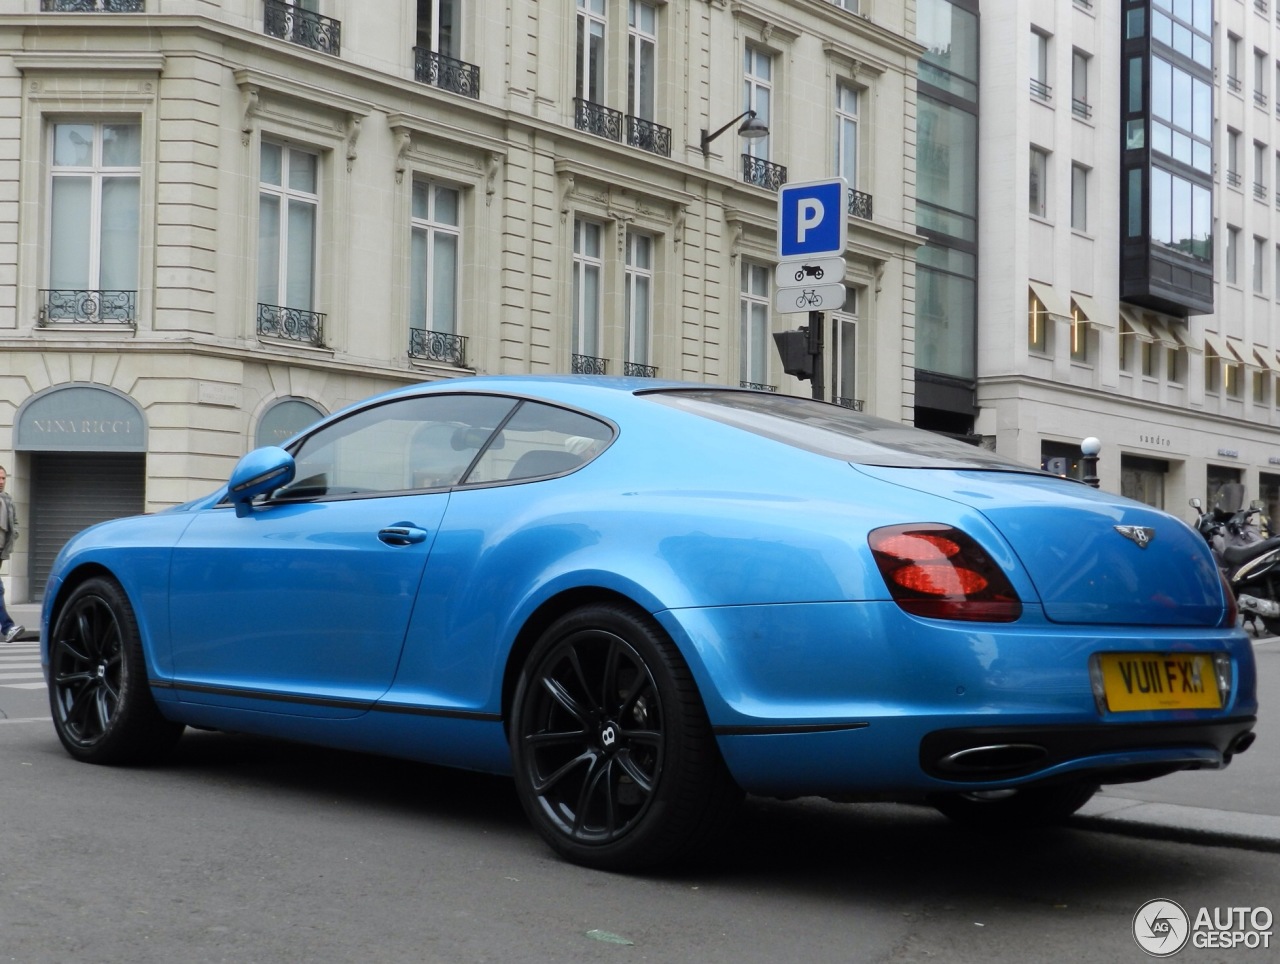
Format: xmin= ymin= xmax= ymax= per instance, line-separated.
xmin=1114 ymin=524 xmax=1156 ymax=548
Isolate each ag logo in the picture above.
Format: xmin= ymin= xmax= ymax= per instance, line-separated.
xmin=1133 ymin=898 xmax=1190 ymax=957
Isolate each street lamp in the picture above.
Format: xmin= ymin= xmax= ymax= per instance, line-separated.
xmin=1081 ymin=436 xmax=1101 ymax=489
xmin=700 ymin=109 xmax=769 ymax=157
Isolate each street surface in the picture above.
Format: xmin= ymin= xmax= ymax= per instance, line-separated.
xmin=2 ymin=610 xmax=1276 ymax=963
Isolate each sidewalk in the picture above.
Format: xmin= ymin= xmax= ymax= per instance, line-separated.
xmin=6 ymin=601 xmax=40 ymax=642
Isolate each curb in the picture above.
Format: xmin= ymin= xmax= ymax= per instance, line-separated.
xmin=1076 ymin=796 xmax=1280 ymax=853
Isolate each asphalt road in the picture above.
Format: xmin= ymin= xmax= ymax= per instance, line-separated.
xmin=3 ymin=608 xmax=1276 ymax=963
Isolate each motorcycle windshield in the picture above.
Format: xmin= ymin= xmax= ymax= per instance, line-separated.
xmin=856 ymin=467 xmax=1226 ymax=627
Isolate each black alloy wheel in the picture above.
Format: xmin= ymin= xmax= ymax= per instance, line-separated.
xmin=48 ymin=576 xmax=183 ymax=764
xmin=510 ymin=603 xmax=740 ymax=871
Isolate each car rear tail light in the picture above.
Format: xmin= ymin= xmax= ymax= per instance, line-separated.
xmin=868 ymin=523 xmax=1023 ymax=622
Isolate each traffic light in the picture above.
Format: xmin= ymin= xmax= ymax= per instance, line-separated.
xmin=773 ymin=329 xmax=814 ymax=380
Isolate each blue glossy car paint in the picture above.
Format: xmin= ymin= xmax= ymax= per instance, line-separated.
xmin=41 ymin=375 xmax=1257 ymax=801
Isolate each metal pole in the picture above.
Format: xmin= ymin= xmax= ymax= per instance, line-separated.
xmin=808 ymin=310 xmax=824 ymax=402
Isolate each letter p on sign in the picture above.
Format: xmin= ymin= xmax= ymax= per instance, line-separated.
xmin=777 ymin=177 xmax=848 ymax=260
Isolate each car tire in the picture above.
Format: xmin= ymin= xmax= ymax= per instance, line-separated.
xmin=48 ymin=576 xmax=184 ymax=765
xmin=929 ymin=781 xmax=1099 ymax=829
xmin=510 ymin=602 xmax=741 ymax=871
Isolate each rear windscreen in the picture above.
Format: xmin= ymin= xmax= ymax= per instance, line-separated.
xmin=644 ymin=389 xmax=1039 ymax=471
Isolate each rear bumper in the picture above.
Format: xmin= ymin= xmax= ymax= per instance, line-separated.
xmin=919 ymin=716 xmax=1257 ymax=783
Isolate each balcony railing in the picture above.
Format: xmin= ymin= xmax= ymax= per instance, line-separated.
xmin=264 ymin=0 xmax=341 ymax=56
xmin=413 ymin=47 xmax=480 ymax=99
xmin=1072 ymin=97 xmax=1092 ymax=119
xmin=624 ymin=361 xmax=659 ymax=378
xmin=574 ymin=99 xmax=623 ymax=142
xmin=572 ymin=353 xmax=608 ymax=375
xmin=1030 ymin=78 xmax=1052 ymax=101
xmin=626 ymin=116 xmax=672 ymax=158
xmin=257 ymin=303 xmax=324 ymax=346
xmin=835 ymin=396 xmax=865 ymax=412
xmin=1255 ymin=90 xmax=1269 ymax=109
xmin=409 ymin=328 xmax=466 ymax=366
xmin=739 ymin=381 xmax=777 ymax=392
xmin=1255 ymin=181 xmax=1269 ymax=201
xmin=742 ymin=155 xmax=787 ymax=192
xmin=848 ymin=189 xmax=873 ymax=221
xmin=38 ymin=289 xmax=136 ymax=326
xmin=1228 ymin=76 xmax=1243 ymax=93
xmin=41 ymin=0 xmax=143 ymax=9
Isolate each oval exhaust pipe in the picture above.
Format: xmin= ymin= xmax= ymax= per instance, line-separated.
xmin=938 ymin=743 xmax=1049 ymax=774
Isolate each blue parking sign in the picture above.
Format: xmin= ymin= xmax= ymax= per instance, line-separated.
xmin=778 ymin=177 xmax=848 ymax=259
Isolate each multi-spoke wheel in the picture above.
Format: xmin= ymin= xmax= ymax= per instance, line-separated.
xmin=48 ymin=576 xmax=183 ymax=764
xmin=929 ymin=780 xmax=1098 ymax=829
xmin=510 ymin=603 xmax=740 ymax=871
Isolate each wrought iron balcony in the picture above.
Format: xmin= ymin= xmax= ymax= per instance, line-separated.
xmin=263 ymin=0 xmax=341 ymax=56
xmin=41 ymin=0 xmax=143 ymax=9
xmin=38 ymin=289 xmax=136 ymax=326
xmin=413 ymin=47 xmax=480 ymax=99
xmin=739 ymin=381 xmax=777 ymax=392
xmin=742 ymin=155 xmax=787 ymax=192
xmin=572 ymin=353 xmax=608 ymax=375
xmin=409 ymin=327 xmax=467 ymax=366
xmin=1255 ymin=181 xmax=1269 ymax=202
xmin=835 ymin=396 xmax=865 ymax=412
xmin=257 ymin=303 xmax=324 ymax=346
xmin=574 ymin=99 xmax=623 ymax=142
xmin=848 ymin=189 xmax=873 ymax=221
xmin=626 ymin=116 xmax=672 ymax=158
xmin=624 ymin=361 xmax=658 ymax=378
xmin=1072 ymin=97 xmax=1092 ymax=120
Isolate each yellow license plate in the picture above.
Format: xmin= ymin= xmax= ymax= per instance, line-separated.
xmin=1098 ymin=653 xmax=1223 ymax=712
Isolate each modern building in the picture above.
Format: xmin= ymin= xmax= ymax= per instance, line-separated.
xmin=972 ymin=0 xmax=1280 ymax=522
xmin=0 ymin=0 xmax=925 ymax=601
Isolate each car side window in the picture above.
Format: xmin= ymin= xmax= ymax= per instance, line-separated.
xmin=273 ymin=394 xmax=517 ymax=499
xmin=464 ymin=401 xmax=613 ymax=484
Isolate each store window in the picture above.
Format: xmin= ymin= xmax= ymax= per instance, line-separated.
xmin=1121 ymin=454 xmax=1168 ymax=509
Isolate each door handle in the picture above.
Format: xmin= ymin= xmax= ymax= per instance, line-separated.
xmin=378 ymin=525 xmax=429 ymax=546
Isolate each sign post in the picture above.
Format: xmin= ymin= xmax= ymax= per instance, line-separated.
xmin=772 ymin=178 xmax=848 ymax=401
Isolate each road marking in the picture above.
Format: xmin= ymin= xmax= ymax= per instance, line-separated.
xmin=0 ymin=716 xmax=52 ymax=724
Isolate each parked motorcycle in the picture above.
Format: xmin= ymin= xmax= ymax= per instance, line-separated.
xmin=1191 ymin=482 xmax=1280 ymax=634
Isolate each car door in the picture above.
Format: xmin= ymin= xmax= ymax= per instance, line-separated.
xmin=167 ymin=392 xmax=517 ymax=717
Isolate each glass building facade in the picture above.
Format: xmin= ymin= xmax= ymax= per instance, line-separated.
xmin=915 ymin=0 xmax=980 ymax=437
xmin=1120 ymin=0 xmax=1215 ymax=316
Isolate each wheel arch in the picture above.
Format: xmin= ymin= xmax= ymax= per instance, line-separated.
xmin=499 ymin=587 xmax=678 ymax=735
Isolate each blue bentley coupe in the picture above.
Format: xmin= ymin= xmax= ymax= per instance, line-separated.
xmin=41 ymin=376 xmax=1257 ymax=870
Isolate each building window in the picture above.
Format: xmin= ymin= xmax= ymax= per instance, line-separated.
xmin=1071 ymin=163 xmax=1088 ymax=231
xmin=1274 ymin=242 xmax=1280 ymax=299
xmin=1226 ymin=226 xmax=1240 ymax=285
xmin=1072 ymin=50 xmax=1091 ymax=118
xmin=572 ymin=218 xmax=604 ymax=365
xmin=1205 ymin=345 xmax=1221 ymax=393
xmin=627 ymin=0 xmax=656 ymax=122
xmin=410 ymin=180 xmax=460 ymax=342
xmin=624 ymin=229 xmax=654 ymax=374
xmin=46 ymin=120 xmax=141 ymax=323
xmin=1228 ymin=34 xmax=1242 ymax=91
xmin=1141 ymin=338 xmax=1156 ymax=378
xmin=576 ymin=0 xmax=607 ymax=105
xmin=1121 ymin=454 xmax=1168 ymax=510
xmin=1150 ymin=55 xmax=1212 ymax=174
xmin=744 ymin=46 xmax=773 ymax=163
xmin=1029 ymin=147 xmax=1048 ymax=217
xmin=1256 ymin=142 xmax=1269 ymax=201
xmin=1255 ymin=48 xmax=1269 ymax=108
xmin=835 ymin=82 xmax=859 ymax=188
xmin=831 ymin=291 xmax=860 ymax=409
xmin=1119 ymin=321 xmax=1133 ymax=371
xmin=1167 ymin=346 xmax=1184 ymax=384
xmin=1069 ymin=300 xmax=1089 ymax=363
xmin=258 ymin=141 xmax=319 ymax=316
xmin=1255 ymin=235 xmax=1267 ymax=293
xmin=740 ymin=260 xmax=772 ymax=387
xmin=1028 ymin=288 xmax=1049 ymax=352
xmin=1254 ymin=369 xmax=1271 ymax=406
xmin=416 ymin=0 xmax=459 ymax=60
xmin=1226 ymin=360 xmax=1244 ymax=398
xmin=1030 ymin=29 xmax=1051 ymax=100
xmin=1228 ymin=129 xmax=1242 ymax=187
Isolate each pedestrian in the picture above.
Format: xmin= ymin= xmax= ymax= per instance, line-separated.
xmin=0 ymin=465 xmax=23 ymax=643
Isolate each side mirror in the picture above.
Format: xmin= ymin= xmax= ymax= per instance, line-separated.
xmin=228 ymin=446 xmax=296 ymax=517
xmin=1189 ymin=497 xmax=1202 ymax=510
